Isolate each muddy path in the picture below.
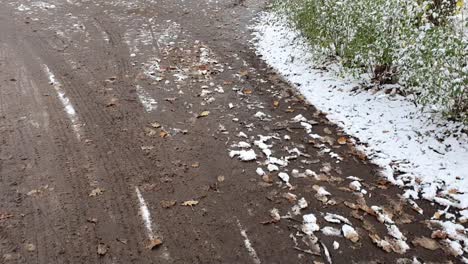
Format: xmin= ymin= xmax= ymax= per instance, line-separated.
xmin=0 ymin=0 xmax=462 ymax=263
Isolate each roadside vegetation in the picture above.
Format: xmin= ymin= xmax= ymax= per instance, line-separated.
xmin=277 ymin=0 xmax=468 ymax=124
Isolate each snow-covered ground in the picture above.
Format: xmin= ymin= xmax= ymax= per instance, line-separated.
xmin=252 ymin=12 xmax=468 ymax=210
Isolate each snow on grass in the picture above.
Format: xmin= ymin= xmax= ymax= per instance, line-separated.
xmin=252 ymin=12 xmax=468 ymax=209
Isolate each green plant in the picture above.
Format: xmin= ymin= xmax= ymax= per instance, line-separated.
xmin=278 ymin=0 xmax=468 ymax=123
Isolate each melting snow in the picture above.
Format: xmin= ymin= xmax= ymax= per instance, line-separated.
xmin=229 ymin=149 xmax=257 ymax=161
xmin=253 ymin=11 xmax=468 ymax=209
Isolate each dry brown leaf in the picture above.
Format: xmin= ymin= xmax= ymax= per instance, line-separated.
xmin=431 ymin=230 xmax=448 ymax=239
xmin=273 ymin=100 xmax=280 ymax=108
xmin=198 ymin=111 xmax=210 ymax=118
xmin=262 ymin=174 xmax=273 ymax=183
xmin=282 ymin=193 xmax=297 ymax=203
xmin=350 ymin=210 xmax=363 ymax=220
xmin=145 ymin=127 xmax=158 ymax=137
xmin=412 ymin=237 xmax=440 ymax=250
xmin=337 ymin=136 xmax=347 ymax=145
xmin=369 ymin=234 xmax=392 ymax=253
xmin=0 ymin=213 xmax=13 ymax=220
xmin=182 ymin=200 xmax=199 ymax=207
xmin=106 ymin=98 xmax=118 ymax=107
xmin=344 ymin=201 xmax=358 ymax=210
xmin=89 ymin=188 xmax=104 ymax=197
xmin=243 ymin=89 xmax=252 ymax=95
xmin=25 ymin=243 xmax=36 ymax=252
xmin=160 ymin=200 xmax=177 ymax=209
xmin=432 ymin=211 xmax=443 ymax=220
xmin=97 ymin=243 xmax=107 ymax=256
xmin=159 ymin=130 xmax=169 ymax=138
xmin=146 ymin=239 xmax=163 ymax=250
xmin=323 ymin=128 xmax=333 ymax=135
xmin=151 ymin=122 xmax=161 ymax=128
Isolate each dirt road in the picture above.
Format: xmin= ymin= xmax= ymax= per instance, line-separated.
xmin=0 ymin=0 xmax=461 ymax=263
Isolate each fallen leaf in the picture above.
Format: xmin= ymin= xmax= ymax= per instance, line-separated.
xmin=87 ymin=218 xmax=98 ymax=224
xmin=182 ymin=200 xmax=199 ymax=207
xmin=431 ymin=230 xmax=448 ymax=239
xmin=337 ymin=136 xmax=347 ymax=145
xmin=283 ymin=193 xmax=297 ymax=203
xmin=262 ymin=174 xmax=273 ymax=183
xmin=323 ymin=128 xmax=333 ymax=135
xmin=89 ymin=188 xmax=104 ymax=197
xmin=412 ymin=237 xmax=440 ymax=250
xmin=151 ymin=122 xmax=161 ymax=128
xmin=369 ymin=233 xmax=392 ymax=253
xmin=165 ymin=97 xmax=176 ymax=103
xmin=25 ymin=243 xmax=36 ymax=252
xmin=97 ymin=243 xmax=107 ymax=256
xmin=273 ymin=101 xmax=280 ymax=108
xmin=117 ymin=238 xmax=128 ymax=245
xmin=198 ymin=111 xmax=210 ymax=118
xmin=159 ymin=131 xmax=169 ymax=138
xmin=243 ymin=89 xmax=252 ymax=95
xmin=432 ymin=211 xmax=443 ymax=220
xmin=0 ymin=213 xmax=13 ymax=220
xmin=160 ymin=200 xmax=177 ymax=209
xmin=145 ymin=127 xmax=158 ymax=137
xmin=106 ymin=98 xmax=118 ymax=107
xmin=146 ymin=239 xmax=163 ymax=250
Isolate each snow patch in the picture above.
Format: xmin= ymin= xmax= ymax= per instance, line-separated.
xmin=43 ymin=65 xmax=82 ymax=140
xmin=252 ymin=11 xmax=468 ymax=209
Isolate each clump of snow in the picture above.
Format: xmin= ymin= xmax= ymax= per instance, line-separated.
xmin=278 ymin=172 xmax=290 ymax=185
xmin=324 ymin=213 xmax=351 ymax=225
xmin=349 ymin=181 xmax=362 ymax=191
xmin=342 ymin=224 xmax=359 ymax=242
xmin=291 ymin=197 xmax=309 ymax=215
xmin=267 ymin=164 xmax=279 ymax=172
xmin=252 ymin=12 xmax=468 ymax=209
xmin=333 ymin=241 xmax=340 ymax=250
xmin=256 ymin=167 xmax=265 ymax=176
xmin=237 ymin=132 xmax=248 ymax=138
xmin=229 ymin=149 xmax=256 ymax=161
xmin=321 ymin=226 xmax=342 ymax=237
xmin=233 ymin=142 xmax=251 ymax=148
xmin=254 ymin=111 xmax=267 ymax=120
xmin=302 ymin=214 xmax=320 ymax=235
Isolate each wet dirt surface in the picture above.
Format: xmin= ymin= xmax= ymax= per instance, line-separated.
xmin=0 ymin=0 xmax=464 ymax=263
